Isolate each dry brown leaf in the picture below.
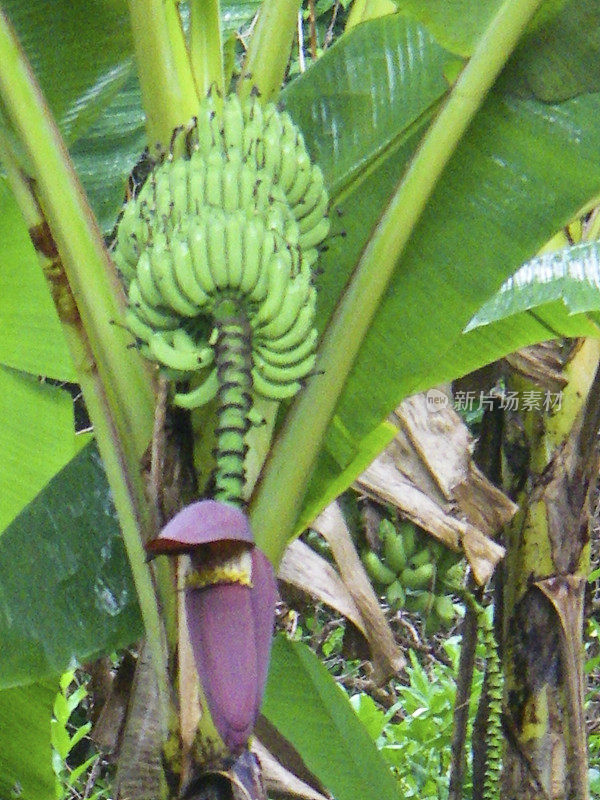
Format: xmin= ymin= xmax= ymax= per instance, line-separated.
xmin=357 ymin=392 xmax=513 ymax=585
xmin=278 ymin=539 xmax=366 ymax=635
xmin=313 ymin=503 xmax=405 ymax=682
xmin=252 ymin=739 xmax=331 ymax=800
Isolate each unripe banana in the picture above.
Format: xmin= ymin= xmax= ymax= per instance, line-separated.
xmin=172 ymin=328 xmax=203 ymax=353
xmin=136 ymin=250 xmax=164 ymax=307
xmin=115 ymin=91 xmax=330 ymax=425
xmin=262 ymin=105 xmax=284 ymax=140
xmin=222 ymin=94 xmax=244 ymax=153
xmin=238 ymin=166 xmax=261 ymax=211
xmin=433 ymin=595 xmax=455 ymax=626
xmin=116 ymin=204 xmax=144 ymax=270
xmin=398 ymin=522 xmax=418 ymax=559
xmin=125 ymin=309 xmax=156 ymax=342
xmin=410 ymin=548 xmax=432 ymax=569
xmin=194 ymin=107 xmax=216 ymax=155
xmin=268 ymin=303 xmax=316 ymax=352
xmin=385 ymin=580 xmax=406 ymax=611
xmin=187 ymin=222 xmax=216 ymax=296
xmin=298 ymin=192 xmax=330 ymax=235
xmin=188 ymin=157 xmax=208 ymax=213
xmin=149 ymin=331 xmax=212 ymax=372
xmin=400 ymin=563 xmax=435 ymax=590
xmin=279 ymin=112 xmax=301 ymax=150
xmin=361 ymin=551 xmax=397 ymax=586
xmin=256 ymin=281 xmax=313 ymax=340
xmin=251 ymin=369 xmax=301 ymax=401
xmin=253 ymin=350 xmax=316 ymax=385
xmin=257 ymin=132 xmax=283 ymax=179
xmin=250 ymin=230 xmax=280 ymax=302
xmin=222 ymin=160 xmax=243 ymax=213
xmin=293 ymin=167 xmax=325 ymax=219
xmin=224 ymin=214 xmax=244 ymax=289
xmin=252 ymin=254 xmax=290 ymax=328
xmin=149 ymin=242 xmax=198 ymax=317
xmin=174 ymin=368 xmax=219 ymax=408
xmin=242 ymin=119 xmax=262 ymax=162
xmin=128 ymin=281 xmax=178 ymax=329
xmin=239 ymin=217 xmax=266 ymax=295
xmin=205 ymin=213 xmax=229 ymax=290
xmin=298 ymin=216 xmax=330 ymax=250
xmin=170 ymin=237 xmax=209 ymax=307
xmin=442 ymin=563 xmax=465 ymax=589
xmin=383 ymin=528 xmax=408 ymax=574
xmin=255 ymin=327 xmax=318 ymax=366
xmin=405 ymin=590 xmax=435 ymax=615
xmin=168 ymin=159 xmax=192 ymax=220
xmin=287 ymin=156 xmax=313 ymax=207
xmin=242 ymin=94 xmax=263 ymax=126
xmin=278 ymin=141 xmax=302 ymax=194
xmin=205 ymin=149 xmax=225 ymax=207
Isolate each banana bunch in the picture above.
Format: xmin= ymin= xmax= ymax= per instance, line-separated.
xmin=361 ymin=519 xmax=464 ymax=635
xmin=113 ymin=90 xmax=330 ymax=408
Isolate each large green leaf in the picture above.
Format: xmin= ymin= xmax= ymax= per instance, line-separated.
xmin=394 ymin=0 xmax=502 ymax=56
xmin=0 ymin=180 xmax=75 ymax=381
xmin=465 ymin=241 xmax=600 ymax=331
xmin=282 ymin=15 xmax=463 ymax=196
xmin=500 ymin=0 xmax=600 ymax=101
xmin=283 ymin=57 xmax=600 ymax=521
xmin=263 ymin=635 xmax=401 ymax=800
xmin=70 ymin=72 xmax=146 ymax=233
xmin=0 ymin=368 xmax=78 ymax=530
xmin=322 ymin=91 xmax=600 ymax=462
xmin=0 ymin=441 xmax=141 ymax=688
xmin=2 ymin=0 xmax=133 ymax=144
xmin=220 ymin=1 xmax=262 ymax=36
xmin=394 ymin=0 xmax=600 ymax=103
xmin=0 ymin=680 xmax=55 ymax=800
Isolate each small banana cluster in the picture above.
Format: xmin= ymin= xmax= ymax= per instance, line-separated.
xmin=113 ymin=90 xmax=329 ymax=407
xmin=361 ymin=519 xmax=464 ymax=635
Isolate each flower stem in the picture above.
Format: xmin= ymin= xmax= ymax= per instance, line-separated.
xmin=213 ymin=314 xmax=253 ymax=506
xmin=189 ymin=0 xmax=225 ymax=96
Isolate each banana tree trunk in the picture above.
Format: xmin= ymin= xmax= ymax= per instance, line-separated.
xmin=501 ymin=339 xmax=599 ymax=800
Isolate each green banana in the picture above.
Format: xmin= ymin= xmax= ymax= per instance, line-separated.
xmin=442 ymin=562 xmax=465 ymax=589
xmin=385 ymin=580 xmax=406 ymax=611
xmin=434 ymin=594 xmax=456 ymax=626
xmin=404 ymin=590 xmax=435 ymax=614
xmin=409 ymin=547 xmax=432 ymax=568
xmin=382 ymin=527 xmax=407 ymax=574
xmin=400 ymin=563 xmax=435 ymax=590
xmin=398 ymin=521 xmax=418 ymax=559
xmin=362 ymin=551 xmax=397 ymax=586
xmin=114 ymin=91 xmax=330 ymax=509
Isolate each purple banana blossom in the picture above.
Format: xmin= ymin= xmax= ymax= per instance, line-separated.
xmin=146 ymin=499 xmax=278 ymax=754
xmin=145 ymin=499 xmax=255 ymax=555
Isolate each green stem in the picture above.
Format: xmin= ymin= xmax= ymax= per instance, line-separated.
xmin=480 ymin=609 xmax=503 ymax=800
xmin=127 ymin=0 xmax=200 ymax=147
xmin=238 ymin=0 xmax=302 ymax=103
xmin=213 ymin=314 xmax=253 ymax=506
xmin=249 ymin=0 xmax=546 ymax=566
xmin=189 ymin=0 xmax=225 ymax=97
xmin=0 ymin=7 xmax=170 ymax=727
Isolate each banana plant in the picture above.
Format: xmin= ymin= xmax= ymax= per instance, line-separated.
xmin=1 ymin=0 xmax=600 ymax=798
